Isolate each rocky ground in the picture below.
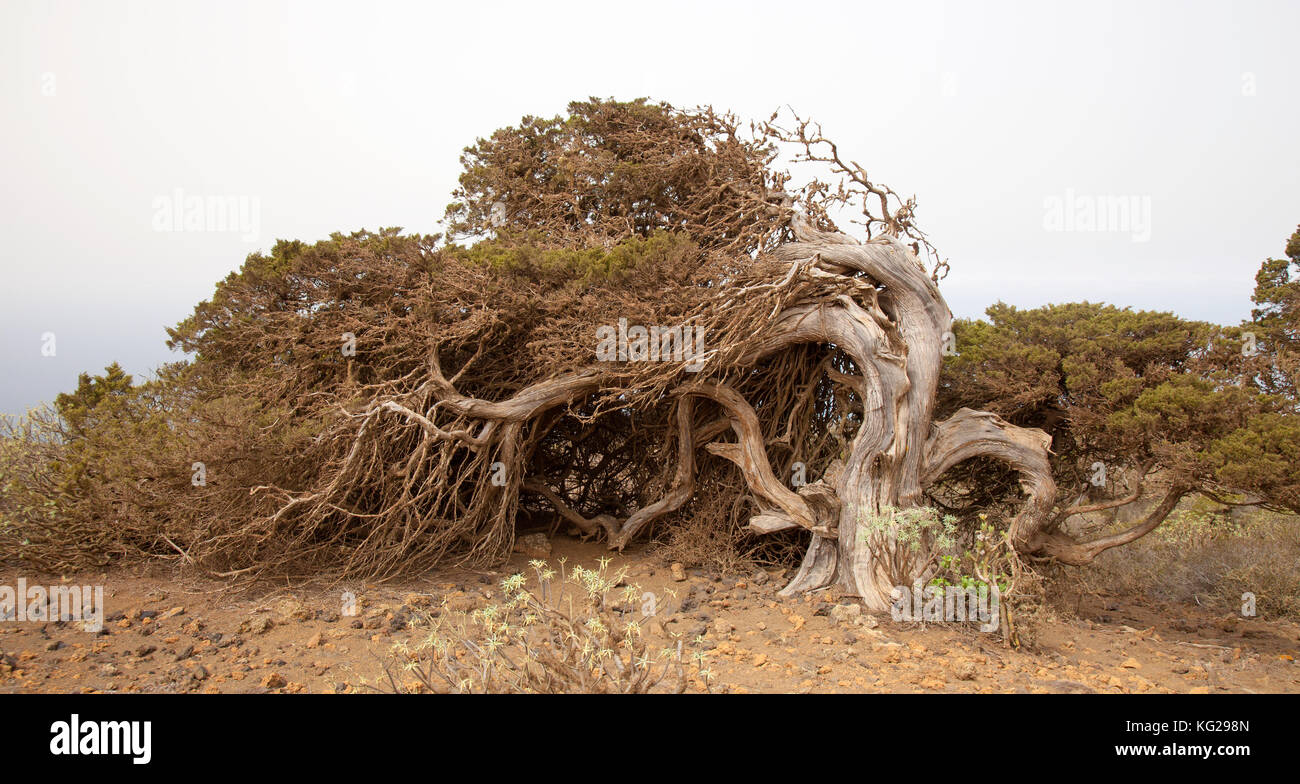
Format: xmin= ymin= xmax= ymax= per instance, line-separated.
xmin=3 ymin=536 xmax=1298 ymax=694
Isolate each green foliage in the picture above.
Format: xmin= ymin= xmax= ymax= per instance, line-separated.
xmin=931 ymin=515 xmax=1016 ymax=595
xmin=938 ymin=300 xmax=1300 ymax=515
xmin=1248 ymin=224 xmax=1300 ymax=397
xmin=940 ymin=301 xmax=1215 ymax=425
xmin=856 ymin=505 xmax=958 ymax=591
xmin=447 ymin=229 xmax=699 ymax=285
xmin=1201 ymin=412 xmax=1300 ymax=510
xmin=166 ymin=228 xmax=434 ymax=363
xmin=859 ymin=505 xmax=957 ymax=553
xmin=444 ymin=97 xmax=781 ymax=254
xmin=1150 ymin=498 xmax=1242 ymax=547
xmin=54 ymin=362 xmax=135 ymax=439
xmin=0 ymin=359 xmax=311 ymax=572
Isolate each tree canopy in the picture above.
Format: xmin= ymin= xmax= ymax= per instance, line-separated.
xmin=936 ymin=301 xmax=1299 ymax=554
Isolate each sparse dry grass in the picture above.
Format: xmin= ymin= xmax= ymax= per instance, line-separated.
xmin=1089 ymin=506 xmax=1300 ymax=620
xmin=376 ymin=558 xmax=709 ymax=694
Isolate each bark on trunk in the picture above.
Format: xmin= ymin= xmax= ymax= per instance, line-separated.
xmin=756 ymin=220 xmax=1062 ymax=609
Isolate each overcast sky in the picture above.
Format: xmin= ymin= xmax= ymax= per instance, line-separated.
xmin=2 ymin=0 xmax=1298 ymax=416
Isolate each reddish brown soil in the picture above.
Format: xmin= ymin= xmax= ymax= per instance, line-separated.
xmin=3 ymin=537 xmax=1298 ymax=693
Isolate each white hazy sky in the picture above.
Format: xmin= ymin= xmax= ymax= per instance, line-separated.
xmin=2 ymin=0 xmax=1298 ymax=415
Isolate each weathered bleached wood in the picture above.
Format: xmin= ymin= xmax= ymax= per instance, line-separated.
xmin=688 ymin=381 xmax=835 ymax=532
xmin=607 ymin=397 xmax=698 ymax=550
xmin=748 ymin=513 xmax=798 ymax=534
xmin=521 ymin=478 xmax=618 ymax=539
xmin=1029 ymin=485 xmax=1189 ymax=565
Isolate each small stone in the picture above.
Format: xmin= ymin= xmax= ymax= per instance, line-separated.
xmin=306 ymin=632 xmax=323 ymax=649
xmin=513 ymin=533 xmax=552 ymax=559
xmin=160 ymin=606 xmax=185 ymax=619
xmin=954 ymin=661 xmax=977 ymax=681
xmin=262 ymin=672 xmax=287 ymax=689
xmin=1044 ymin=680 xmax=1095 ymax=694
xmin=403 ymin=593 xmax=432 ymax=609
xmin=713 ymin=618 xmax=734 ymax=636
xmin=239 ymin=616 xmax=274 ymax=635
xmin=830 ymin=603 xmax=862 ymax=625
xmin=1121 ymin=658 xmax=1142 ymax=669
xmin=670 ymin=563 xmax=687 ymax=582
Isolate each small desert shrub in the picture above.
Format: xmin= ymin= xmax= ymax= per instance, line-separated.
xmin=1091 ymin=504 xmax=1300 ymax=620
xmin=921 ymin=512 xmax=1047 ymax=649
xmin=654 ymin=513 xmax=769 ymax=577
xmin=654 ymin=513 xmax=752 ymax=575
xmin=381 ymin=558 xmax=710 ymax=693
xmin=654 ymin=502 xmax=807 ymax=577
xmin=0 ymin=370 xmax=311 ymax=575
xmin=859 ymin=505 xmax=957 ymax=590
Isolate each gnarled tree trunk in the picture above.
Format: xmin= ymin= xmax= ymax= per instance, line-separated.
xmin=702 ymin=218 xmax=1057 ymax=609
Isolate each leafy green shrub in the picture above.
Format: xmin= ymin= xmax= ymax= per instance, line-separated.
xmin=858 ymin=505 xmax=956 ymax=589
xmin=923 ymin=513 xmax=1045 ymax=649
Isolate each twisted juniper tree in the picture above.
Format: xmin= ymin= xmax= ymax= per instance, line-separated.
xmin=7 ymin=99 xmax=1295 ymax=611
xmin=166 ymin=99 xmax=1069 ymax=608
